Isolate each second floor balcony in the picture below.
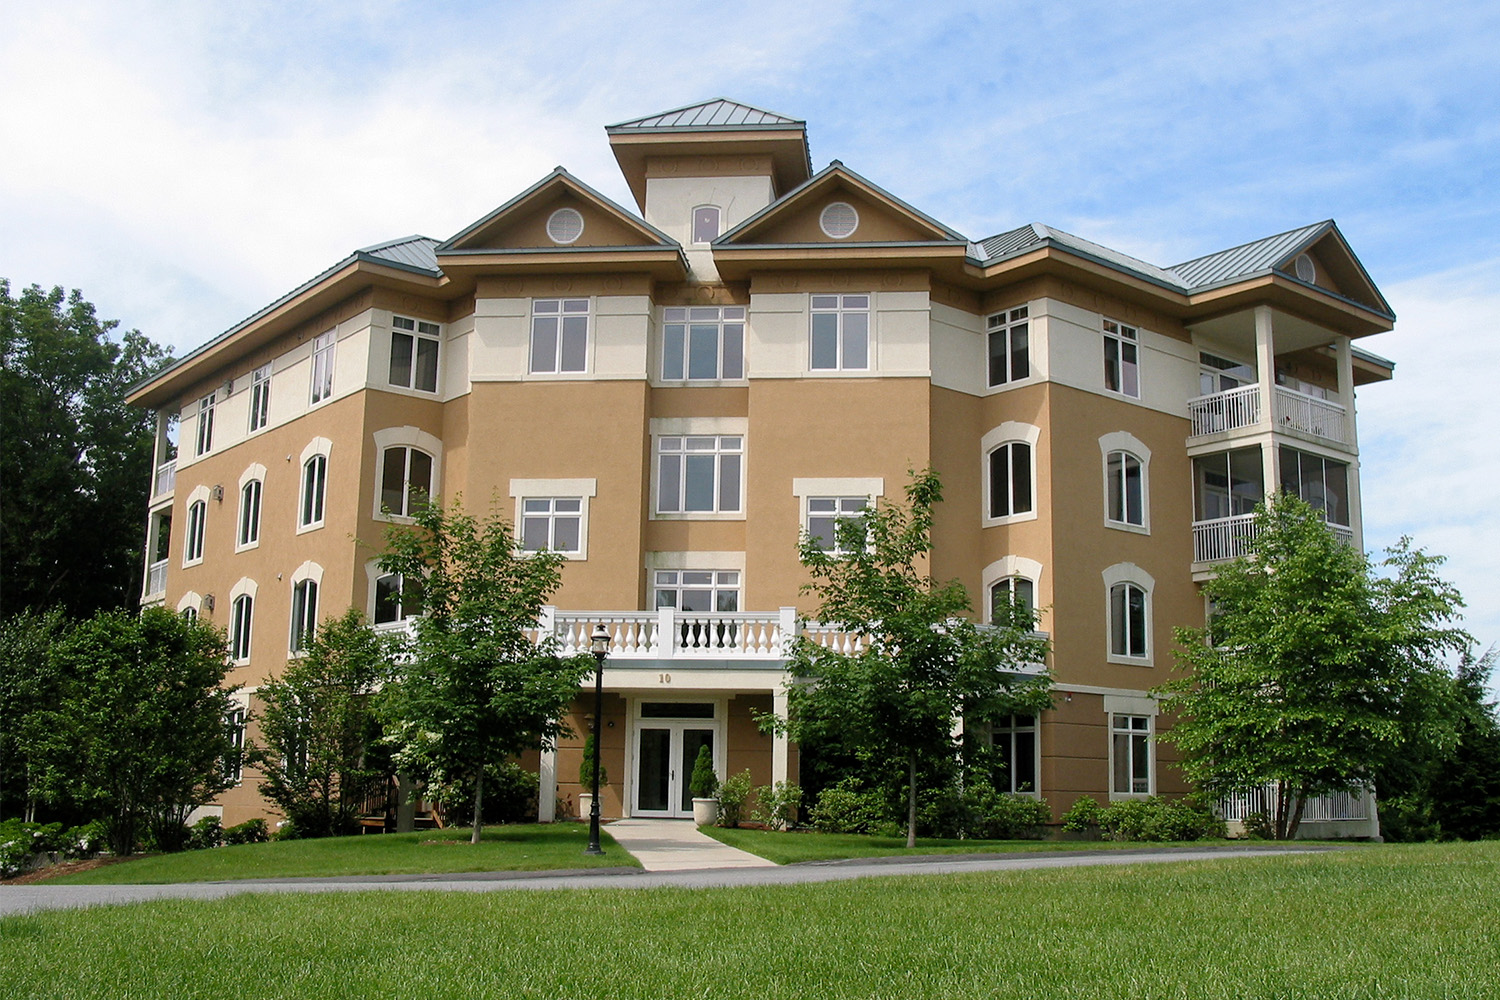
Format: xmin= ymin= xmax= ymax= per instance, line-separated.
xmin=1188 ymin=385 xmax=1349 ymax=447
xmin=1193 ymin=513 xmax=1355 ymax=565
xmin=151 ymin=460 xmax=177 ymax=502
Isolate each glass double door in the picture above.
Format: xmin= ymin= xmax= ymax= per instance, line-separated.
xmin=634 ymin=723 xmax=715 ymax=818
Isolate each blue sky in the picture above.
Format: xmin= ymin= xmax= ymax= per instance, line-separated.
xmin=3 ymin=0 xmax=1498 ymax=647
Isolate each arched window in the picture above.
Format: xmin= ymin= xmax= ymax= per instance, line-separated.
xmin=290 ymin=578 xmax=319 ymax=652
xmin=381 ymin=447 xmax=433 ymax=517
xmin=1109 ymin=582 xmax=1148 ymax=659
xmin=692 ymin=206 xmax=721 ymax=244
xmin=238 ymin=479 xmax=262 ymax=547
xmin=300 ymin=455 xmax=327 ymax=528
xmin=229 ymin=593 xmax=254 ymax=662
xmin=989 ymin=576 xmax=1036 ymax=628
xmin=184 ymin=499 xmax=207 ymax=564
xmin=987 ymin=442 xmax=1033 ymax=519
xmin=1106 ymin=451 xmax=1144 ymax=526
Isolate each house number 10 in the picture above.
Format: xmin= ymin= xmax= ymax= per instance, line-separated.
xmin=658 ymin=673 xmax=671 ymax=684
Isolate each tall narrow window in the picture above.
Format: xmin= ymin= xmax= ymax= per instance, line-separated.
xmin=692 ymin=206 xmax=721 ymax=244
xmin=992 ymin=714 xmax=1039 ymax=794
xmin=225 ymin=708 xmax=246 ymax=783
xmin=238 ymin=479 xmax=262 ymax=547
xmin=520 ymin=498 xmax=583 ymax=554
xmin=300 ymin=455 xmax=327 ymax=528
xmin=390 ymin=316 xmax=440 ymax=392
xmin=530 ymin=298 xmax=589 ymax=373
xmin=805 ymin=496 xmax=869 ymax=555
xmin=1112 ymin=714 xmax=1152 ymax=795
xmin=290 ymin=579 xmax=319 ymax=653
xmin=185 ymin=499 xmax=207 ymax=564
xmin=310 ymin=330 xmax=335 ymax=403
xmin=1106 ymin=451 xmax=1145 ymax=526
xmin=229 ymin=594 xmax=254 ymax=662
xmin=374 ymin=572 xmax=409 ymax=626
xmin=194 ymin=394 xmax=215 ymax=456
xmin=381 ymin=446 xmax=434 ymax=518
xmin=809 ymin=294 xmax=870 ymax=371
xmin=1109 ymin=582 xmax=1148 ymax=659
xmin=248 ymin=364 xmax=271 ymax=432
xmin=1103 ymin=319 xmax=1139 ymax=397
xmin=987 ymin=442 xmax=1033 ymax=519
xmin=987 ymin=306 xmax=1030 ymax=386
xmin=662 ymin=307 xmax=745 ymax=381
xmin=655 ymin=436 xmax=742 ymax=514
xmin=989 ymin=577 xmax=1036 ymax=627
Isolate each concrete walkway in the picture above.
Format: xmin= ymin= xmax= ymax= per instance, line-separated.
xmin=602 ymin=818 xmax=777 ymax=871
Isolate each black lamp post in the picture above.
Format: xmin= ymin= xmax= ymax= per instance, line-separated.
xmin=584 ymin=623 xmax=609 ymax=855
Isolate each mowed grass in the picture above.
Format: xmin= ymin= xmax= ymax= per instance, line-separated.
xmin=4 ymin=843 xmax=1499 ymax=999
xmin=702 ymin=825 xmax=1258 ymax=864
xmin=44 ymin=824 xmax=637 ymax=884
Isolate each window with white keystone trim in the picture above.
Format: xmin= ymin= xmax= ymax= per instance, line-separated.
xmin=1106 ymin=451 xmax=1145 ymax=527
xmin=1109 ymin=582 xmax=1149 ymax=659
xmin=662 ymin=306 xmax=745 ymax=381
xmin=290 ymin=578 xmax=319 ymax=653
xmin=300 ymin=455 xmax=327 ymax=529
xmin=225 ymin=707 xmax=246 ymax=784
xmin=389 ymin=316 xmax=440 ymax=392
xmin=530 ymin=298 xmax=589 ymax=374
xmin=374 ymin=572 xmax=411 ymax=626
xmin=655 ymin=435 xmax=742 ymax=515
xmin=381 ymin=446 xmax=434 ymax=518
xmin=987 ymin=442 xmax=1033 ymax=519
xmin=989 ymin=576 xmax=1036 ymax=627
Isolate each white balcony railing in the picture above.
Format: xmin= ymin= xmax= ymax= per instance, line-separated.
xmin=1219 ymin=784 xmax=1372 ymax=823
xmin=1188 ymin=384 xmax=1261 ymax=437
xmin=153 ymin=460 xmax=176 ymax=499
xmin=145 ymin=559 xmax=168 ymax=598
xmin=1273 ymin=387 xmax=1348 ymax=445
xmin=1194 ymin=514 xmax=1355 ymax=564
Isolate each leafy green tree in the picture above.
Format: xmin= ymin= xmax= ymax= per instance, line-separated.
xmin=0 ymin=281 xmax=172 ymax=616
xmin=1156 ymin=495 xmax=1468 ymax=839
xmin=777 ymin=470 xmax=1052 ymax=847
xmin=26 ymin=607 xmax=238 ymax=855
xmin=0 ymin=609 xmax=68 ymax=820
xmin=377 ymin=498 xmax=593 ymax=844
xmin=250 ymin=610 xmax=395 ymax=838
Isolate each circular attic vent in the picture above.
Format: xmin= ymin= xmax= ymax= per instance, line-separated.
xmin=819 ymin=202 xmax=860 ymax=239
xmin=546 ymin=208 xmax=585 ymax=245
xmin=1293 ymin=253 xmax=1317 ymax=283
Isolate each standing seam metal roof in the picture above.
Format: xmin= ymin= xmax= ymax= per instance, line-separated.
xmin=607 ymin=98 xmax=803 ymax=132
xmin=1167 ymin=222 xmax=1329 ymax=289
xmin=358 ymin=235 xmax=441 ymax=273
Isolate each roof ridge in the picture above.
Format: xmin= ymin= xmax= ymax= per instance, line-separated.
xmin=1168 ymin=220 xmax=1332 ymax=271
xmin=606 ymin=97 xmax=803 ymax=132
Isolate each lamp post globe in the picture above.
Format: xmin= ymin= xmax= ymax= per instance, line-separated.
xmin=584 ymin=623 xmax=609 ymax=855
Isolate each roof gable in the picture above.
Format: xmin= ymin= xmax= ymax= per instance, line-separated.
xmin=438 ymin=169 xmax=677 ymax=253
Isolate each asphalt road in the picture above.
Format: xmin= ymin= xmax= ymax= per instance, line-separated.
xmin=0 ymin=844 xmax=1348 ymax=918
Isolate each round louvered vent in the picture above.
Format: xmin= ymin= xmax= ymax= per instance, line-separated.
xmin=546 ymin=208 xmax=584 ymax=245
xmin=819 ymin=202 xmax=860 ymax=239
xmin=1293 ymin=253 xmax=1316 ymax=282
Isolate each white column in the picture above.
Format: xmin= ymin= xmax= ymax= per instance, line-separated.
xmin=1334 ymin=334 xmax=1356 ymax=446
xmin=1254 ymin=306 xmax=1280 ymax=498
xmin=537 ymin=746 xmax=557 ymax=823
xmin=771 ymin=685 xmax=790 ymax=786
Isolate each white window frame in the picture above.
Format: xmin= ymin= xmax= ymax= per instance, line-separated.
xmin=183 ymin=485 xmax=210 ymax=567
xmin=651 ymin=419 xmax=746 ymax=520
xmin=1103 ymin=562 xmax=1155 ymax=665
xmin=990 ymin=714 xmax=1040 ymax=795
xmin=372 ymin=427 xmax=444 ymax=522
xmin=653 ymin=569 xmax=742 ymax=613
xmin=236 ymin=464 xmax=266 ymax=552
xmin=981 ymin=556 xmax=1045 ymax=629
xmin=660 ymin=306 xmax=746 ymax=383
xmin=288 ymin=561 xmax=323 ymax=655
xmin=1103 ymin=318 xmax=1140 ymax=398
xmin=809 ymin=293 xmax=871 ymax=372
xmin=370 ymin=567 xmax=412 ymax=628
xmin=1108 ymin=706 xmax=1155 ymax=799
xmin=1100 ymin=432 xmax=1152 ymax=535
xmin=510 ymin=478 xmax=597 ymax=560
xmin=691 ymin=205 xmax=722 ymax=245
xmin=227 ymin=578 xmax=257 ymax=665
xmin=987 ymin=305 xmax=1031 ymax=388
xmin=980 ymin=423 xmax=1040 ymax=527
xmin=298 ymin=438 xmax=331 ymax=534
xmin=310 ymin=330 xmax=336 ymax=405
xmin=225 ymin=705 xmax=247 ymax=784
xmin=529 ymin=298 xmax=590 ymax=375
xmin=194 ymin=393 xmax=215 ymax=457
xmin=248 ymin=364 xmax=271 ymax=433
xmin=176 ymin=591 xmax=203 ymax=621
xmin=389 ymin=316 xmax=441 ymax=393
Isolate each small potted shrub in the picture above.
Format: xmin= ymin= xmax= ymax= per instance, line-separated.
xmin=689 ymin=745 xmax=719 ymax=825
xmin=578 ymin=733 xmax=607 ymax=820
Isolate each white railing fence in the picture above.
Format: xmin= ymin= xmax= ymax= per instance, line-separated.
xmin=1192 ymin=513 xmax=1260 ymax=563
xmin=145 ymin=559 xmax=168 ymax=597
xmin=153 ymin=460 xmax=176 ymax=498
xmin=1188 ymin=384 xmax=1261 ymax=436
xmin=1273 ymin=387 xmax=1348 ymax=444
xmin=1219 ymin=784 xmax=1372 ymax=823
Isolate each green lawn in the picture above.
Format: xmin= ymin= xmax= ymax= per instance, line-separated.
xmin=2 ymin=843 xmax=1497 ymax=998
xmin=44 ymin=824 xmax=637 ymax=884
xmin=702 ymin=825 xmax=1263 ymax=864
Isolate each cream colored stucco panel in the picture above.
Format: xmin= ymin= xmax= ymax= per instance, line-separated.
xmin=1041 ymin=298 xmax=1194 ymax=418
xmin=645 ymin=176 xmax=776 ymax=284
xmin=873 ymin=290 xmax=930 ymax=377
xmin=745 ymin=293 xmax=807 ymax=378
xmin=211 ymin=385 xmax=252 ymax=453
xmin=929 ymin=301 xmax=985 ymax=395
xmin=593 ymin=295 xmax=651 ymax=379
xmin=470 ymin=303 xmax=530 ymax=381
xmin=443 ymin=326 xmax=472 ymax=401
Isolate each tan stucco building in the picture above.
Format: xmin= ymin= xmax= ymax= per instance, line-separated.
xmin=127 ymin=99 xmax=1396 ymax=831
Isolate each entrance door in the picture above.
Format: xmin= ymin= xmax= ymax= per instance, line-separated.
xmin=633 ymin=723 xmax=715 ymax=818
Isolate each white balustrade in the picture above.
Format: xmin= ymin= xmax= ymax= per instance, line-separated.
xmin=145 ymin=559 xmax=168 ymax=597
xmin=1192 ymin=513 xmax=1260 ymax=563
xmin=153 ymin=460 xmax=176 ymax=498
xmin=1218 ymin=784 xmax=1371 ymax=823
xmin=1273 ymin=387 xmax=1347 ymax=444
xmin=1188 ymin=385 xmax=1261 ymax=437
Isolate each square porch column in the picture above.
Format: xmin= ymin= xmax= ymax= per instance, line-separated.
xmin=772 ymin=686 xmax=789 ymax=786
xmin=1254 ymin=305 xmax=1281 ymax=494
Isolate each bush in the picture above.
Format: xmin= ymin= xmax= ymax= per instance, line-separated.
xmin=1061 ymin=796 xmax=1224 ymax=842
xmin=0 ymin=820 xmax=79 ymax=877
xmin=963 ymin=783 xmax=1051 ymax=840
xmin=752 ymin=782 xmax=803 ymax=831
xmin=689 ymin=745 xmax=718 ymax=799
xmin=715 ymin=769 xmax=754 ymax=828
xmin=142 ymin=821 xmax=191 ymax=853
xmin=224 ymin=818 xmax=269 ymax=845
xmin=63 ymin=821 xmax=107 ymax=859
xmin=808 ymin=779 xmax=890 ymax=834
xmin=187 ymin=816 xmax=223 ymax=851
xmin=436 ymin=762 xmax=541 ymax=827
xmin=1061 ymin=796 xmax=1107 ymax=832
xmin=578 ymin=734 xmax=608 ymax=789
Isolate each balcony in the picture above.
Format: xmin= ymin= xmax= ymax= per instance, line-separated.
xmin=1187 ymin=386 xmax=1348 ymax=447
xmin=152 ymin=460 xmax=177 ymax=501
xmin=1193 ymin=514 xmax=1355 ymax=564
xmin=144 ymin=559 xmax=168 ymax=601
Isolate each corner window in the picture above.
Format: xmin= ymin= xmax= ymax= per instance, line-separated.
xmin=1111 ymin=714 xmax=1152 ymax=795
xmin=390 ymin=316 xmax=440 ymax=393
xmin=991 ymin=714 xmax=1038 ymax=794
xmin=374 ymin=572 xmax=410 ymax=626
xmin=300 ymin=455 xmax=327 ymax=529
xmin=1106 ymin=451 xmax=1145 ymax=527
xmin=1109 ymin=582 xmax=1149 ymax=660
xmin=229 ymin=594 xmax=254 ymax=663
xmin=248 ymin=364 xmax=271 ymax=432
xmin=989 ymin=576 xmax=1036 ymax=626
xmin=809 ymin=294 xmax=869 ymax=371
xmin=520 ymin=498 xmax=583 ymax=555
xmin=654 ymin=570 xmax=740 ymax=612
xmin=987 ymin=442 xmax=1033 ymax=519
xmin=987 ymin=306 xmax=1030 ymax=387
xmin=692 ymin=206 xmax=721 ymax=244
xmin=1103 ymin=319 xmax=1139 ymax=398
xmin=381 ymin=446 xmax=433 ymax=518
xmin=1194 ymin=448 xmax=1264 ymax=522
xmin=310 ymin=330 xmax=335 ymax=404
xmin=184 ymin=499 xmax=207 ymax=565
xmin=530 ymin=298 xmax=589 ymax=374
xmin=655 ymin=435 xmax=742 ymax=515
xmin=805 ymin=496 xmax=869 ymax=555
xmin=662 ymin=306 xmax=745 ymax=381
xmin=1279 ymin=447 xmax=1350 ymax=527
xmin=290 ymin=578 xmax=319 ymax=653
xmin=194 ymin=394 xmax=215 ymax=457
xmin=238 ymin=480 xmax=262 ymax=548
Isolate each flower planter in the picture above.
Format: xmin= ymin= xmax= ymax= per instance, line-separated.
xmin=692 ymin=797 xmax=719 ymax=826
xmin=577 ymin=792 xmax=593 ymax=821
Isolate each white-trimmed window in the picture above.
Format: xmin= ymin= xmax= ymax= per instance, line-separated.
xmin=654 ymin=570 xmax=741 ymax=612
xmin=373 ymin=572 xmax=411 ymax=626
xmin=310 ymin=330 xmax=335 ymax=404
xmin=991 ymin=714 xmax=1039 ymax=794
xmin=184 ymin=498 xmax=207 ymax=565
xmin=177 ymin=592 xmax=202 ymax=622
xmin=248 ymin=364 xmax=271 ymax=433
xmin=238 ymin=479 xmax=262 ymax=549
xmin=989 ymin=576 xmax=1036 ymax=627
xmin=381 ymin=446 xmax=434 ymax=518
xmin=229 ymin=593 xmax=253 ymax=663
xmin=530 ymin=298 xmax=589 ymax=374
xmin=809 ymin=294 xmax=869 ymax=371
xmin=300 ymin=455 xmax=327 ymax=529
xmin=290 ymin=578 xmax=319 ymax=653
xmin=194 ymin=393 xmax=215 ymax=457
xmin=656 ymin=435 xmax=742 ymax=515
xmin=1103 ymin=319 xmax=1139 ymax=398
xmin=225 ymin=707 xmax=246 ymax=784
xmin=390 ymin=316 xmax=440 ymax=393
xmin=987 ymin=442 xmax=1033 ymax=519
xmin=987 ymin=306 xmax=1030 ymax=387
xmin=521 ymin=498 xmax=583 ymax=554
xmin=1111 ymin=714 xmax=1152 ymax=795
xmin=1109 ymin=583 xmax=1149 ymax=660
xmin=692 ymin=206 xmax=721 ymax=244
xmin=662 ymin=306 xmax=745 ymax=381
xmin=1279 ymin=446 xmax=1351 ymax=527
xmin=805 ymin=497 xmax=869 ymax=554
xmin=1106 ymin=452 xmax=1145 ymax=527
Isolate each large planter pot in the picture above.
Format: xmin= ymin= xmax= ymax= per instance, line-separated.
xmin=692 ymin=797 xmax=719 ymax=826
xmin=577 ymin=792 xmax=594 ymax=821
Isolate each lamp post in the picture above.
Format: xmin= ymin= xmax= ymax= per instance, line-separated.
xmin=584 ymin=623 xmax=609 ymax=855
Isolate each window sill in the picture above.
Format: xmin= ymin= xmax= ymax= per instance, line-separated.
xmin=1106 ymin=653 xmax=1154 ymax=667
xmin=806 ymin=368 xmax=875 ymax=377
xmin=1104 ymin=520 xmax=1151 ymax=536
xmin=234 ymin=541 xmax=260 ymax=554
xmin=985 ymin=377 xmax=1038 ymax=394
xmin=182 ymin=557 xmax=204 ymax=570
xmin=652 ymin=511 xmax=746 ymax=522
xmin=296 ymin=521 xmax=325 ymax=536
xmin=652 ymin=378 xmax=751 ymax=389
xmin=1108 ymin=791 xmax=1154 ymax=802
xmin=981 ymin=511 xmax=1039 ymax=529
